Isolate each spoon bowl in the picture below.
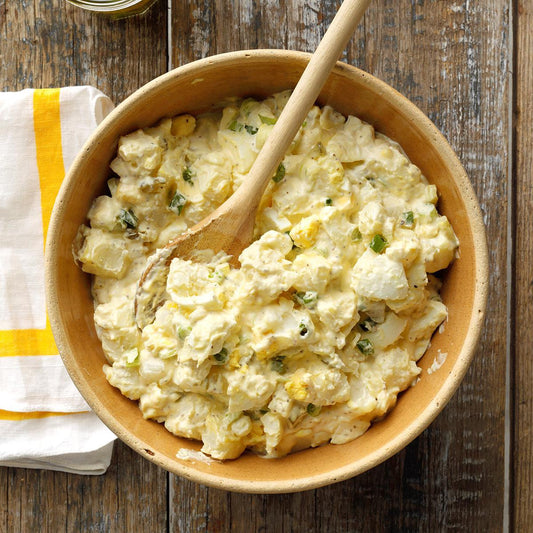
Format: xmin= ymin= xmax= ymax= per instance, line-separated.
xmin=134 ymin=189 xmax=254 ymax=327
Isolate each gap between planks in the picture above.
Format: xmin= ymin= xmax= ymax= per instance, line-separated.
xmin=168 ymin=0 xmax=174 ymax=71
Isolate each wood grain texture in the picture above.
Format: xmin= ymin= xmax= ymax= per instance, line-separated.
xmin=0 ymin=2 xmax=169 ymax=532
xmin=0 ymin=0 xmax=529 ymax=529
xmin=170 ymin=0 xmax=510 ymax=530
xmin=514 ymin=0 xmax=533 ymax=530
xmin=353 ymin=1 xmax=511 ymax=530
xmin=1 ymin=443 xmax=168 ymax=532
xmin=0 ymin=0 xmax=168 ymax=102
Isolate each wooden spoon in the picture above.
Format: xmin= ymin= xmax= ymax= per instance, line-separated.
xmin=135 ymin=0 xmax=371 ymax=328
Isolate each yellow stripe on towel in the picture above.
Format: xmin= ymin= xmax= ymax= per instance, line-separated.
xmin=34 ymin=88 xmax=65 ymax=243
xmin=0 ymin=89 xmax=64 ymax=357
xmin=0 ymin=409 xmax=87 ymax=421
xmin=0 ymin=322 xmax=58 ymax=357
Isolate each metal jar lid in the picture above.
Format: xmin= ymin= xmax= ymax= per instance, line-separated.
xmin=66 ymin=0 xmax=159 ymax=18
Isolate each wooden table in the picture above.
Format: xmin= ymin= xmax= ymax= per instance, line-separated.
xmin=0 ymin=0 xmax=530 ymax=530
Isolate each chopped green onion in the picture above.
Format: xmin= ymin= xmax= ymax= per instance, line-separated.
xmin=358 ymin=317 xmax=376 ymax=332
xmin=228 ymin=119 xmax=243 ymax=132
xmin=324 ymin=198 xmax=333 ymax=206
xmin=213 ymin=347 xmax=228 ymax=364
xmin=244 ymin=125 xmax=258 ymax=135
xmin=182 ymin=167 xmax=194 ymax=183
xmin=400 ymin=210 xmax=415 ymax=228
xmin=117 ymin=208 xmax=138 ymax=230
xmin=294 ymin=291 xmax=318 ymax=307
xmin=271 ymin=355 xmax=287 ymax=375
xmin=259 ymin=114 xmax=277 ymax=125
xmin=356 ymin=338 xmax=374 ymax=356
xmin=125 ymin=355 xmax=140 ymax=367
xmin=125 ymin=349 xmax=140 ymax=367
xmin=177 ymin=326 xmax=191 ymax=340
xmin=351 ymin=228 xmax=362 ymax=241
xmin=272 ymin=162 xmax=286 ymax=183
xmin=306 ymin=403 xmax=321 ymax=417
xmin=169 ymin=192 xmax=187 ymax=215
xmin=369 ymin=234 xmax=388 ymax=254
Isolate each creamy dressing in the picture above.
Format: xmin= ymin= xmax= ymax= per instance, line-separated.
xmin=74 ymin=92 xmax=459 ymax=460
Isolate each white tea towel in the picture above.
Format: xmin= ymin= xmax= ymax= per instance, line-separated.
xmin=0 ymin=87 xmax=117 ymax=474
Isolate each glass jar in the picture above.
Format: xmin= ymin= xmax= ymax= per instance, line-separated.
xmin=65 ymin=0 xmax=159 ymax=19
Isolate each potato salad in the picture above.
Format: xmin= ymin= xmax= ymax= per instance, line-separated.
xmin=74 ymin=92 xmax=458 ymax=460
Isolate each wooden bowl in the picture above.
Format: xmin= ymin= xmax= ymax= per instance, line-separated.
xmin=45 ymin=50 xmax=488 ymax=493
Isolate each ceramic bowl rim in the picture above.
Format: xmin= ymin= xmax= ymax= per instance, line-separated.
xmin=45 ymin=49 xmax=489 ymax=493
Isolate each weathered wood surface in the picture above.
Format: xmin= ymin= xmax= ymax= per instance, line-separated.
xmin=514 ymin=0 xmax=533 ymax=532
xmin=0 ymin=0 xmax=528 ymax=530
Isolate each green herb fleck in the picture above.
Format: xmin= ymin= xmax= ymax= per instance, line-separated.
xmin=351 ymin=228 xmax=362 ymax=241
xmin=294 ymin=291 xmax=318 ymax=307
xmin=213 ymin=347 xmax=228 ymax=364
xmin=306 ymin=403 xmax=321 ymax=417
xmin=228 ymin=119 xmax=243 ymax=132
xmin=177 ymin=326 xmax=191 ymax=340
xmin=299 ymin=322 xmax=309 ymax=337
xmin=272 ymin=162 xmax=286 ymax=183
xmin=182 ymin=166 xmax=194 ymax=183
xmin=325 ymin=198 xmax=333 ymax=206
xmin=369 ymin=234 xmax=388 ymax=254
xmin=169 ymin=192 xmax=187 ymax=215
xmin=259 ymin=114 xmax=277 ymax=125
xmin=125 ymin=349 xmax=140 ymax=367
xmin=400 ymin=210 xmax=415 ymax=228
xmin=271 ymin=355 xmax=287 ymax=375
xmin=244 ymin=124 xmax=258 ymax=135
xmin=356 ymin=338 xmax=374 ymax=356
xmin=118 ymin=208 xmax=138 ymax=230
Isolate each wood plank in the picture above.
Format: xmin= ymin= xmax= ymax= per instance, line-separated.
xmin=1 ymin=443 xmax=169 ymax=532
xmin=169 ymin=476 xmax=231 ymax=532
xmin=0 ymin=2 xmax=169 ymax=532
xmin=171 ymin=0 xmax=340 ymax=64
xmin=348 ymin=0 xmax=511 ymax=529
xmin=64 ymin=443 xmax=168 ymax=533
xmin=0 ymin=0 xmax=168 ymax=102
xmin=0 ymin=0 xmax=515 ymax=529
xmin=170 ymin=0 xmax=510 ymax=531
xmin=514 ymin=0 xmax=533 ymax=530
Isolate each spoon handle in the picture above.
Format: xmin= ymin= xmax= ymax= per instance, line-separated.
xmin=231 ymin=0 xmax=372 ymax=207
